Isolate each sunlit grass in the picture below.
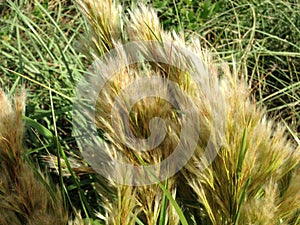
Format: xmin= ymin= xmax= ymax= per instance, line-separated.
xmin=0 ymin=0 xmax=299 ymax=224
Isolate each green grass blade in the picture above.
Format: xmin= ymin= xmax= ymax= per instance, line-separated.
xmin=158 ymin=179 xmax=168 ymax=225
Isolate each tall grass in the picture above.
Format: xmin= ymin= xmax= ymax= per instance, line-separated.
xmin=0 ymin=0 xmax=299 ymax=224
xmin=0 ymin=89 xmax=69 ymax=225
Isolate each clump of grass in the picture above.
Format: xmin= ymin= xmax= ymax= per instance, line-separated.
xmin=0 ymin=0 xmax=100 ymax=219
xmin=1 ymin=0 xmax=299 ymax=224
xmin=183 ymin=75 xmax=300 ymax=224
xmin=0 ymin=88 xmax=69 ymax=225
xmin=77 ymin=0 xmax=300 ymax=224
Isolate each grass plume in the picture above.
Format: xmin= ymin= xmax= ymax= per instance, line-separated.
xmin=0 ymin=88 xmax=70 ymax=225
xmin=0 ymin=0 xmax=298 ymax=224
xmin=76 ymin=0 xmax=300 ymax=224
